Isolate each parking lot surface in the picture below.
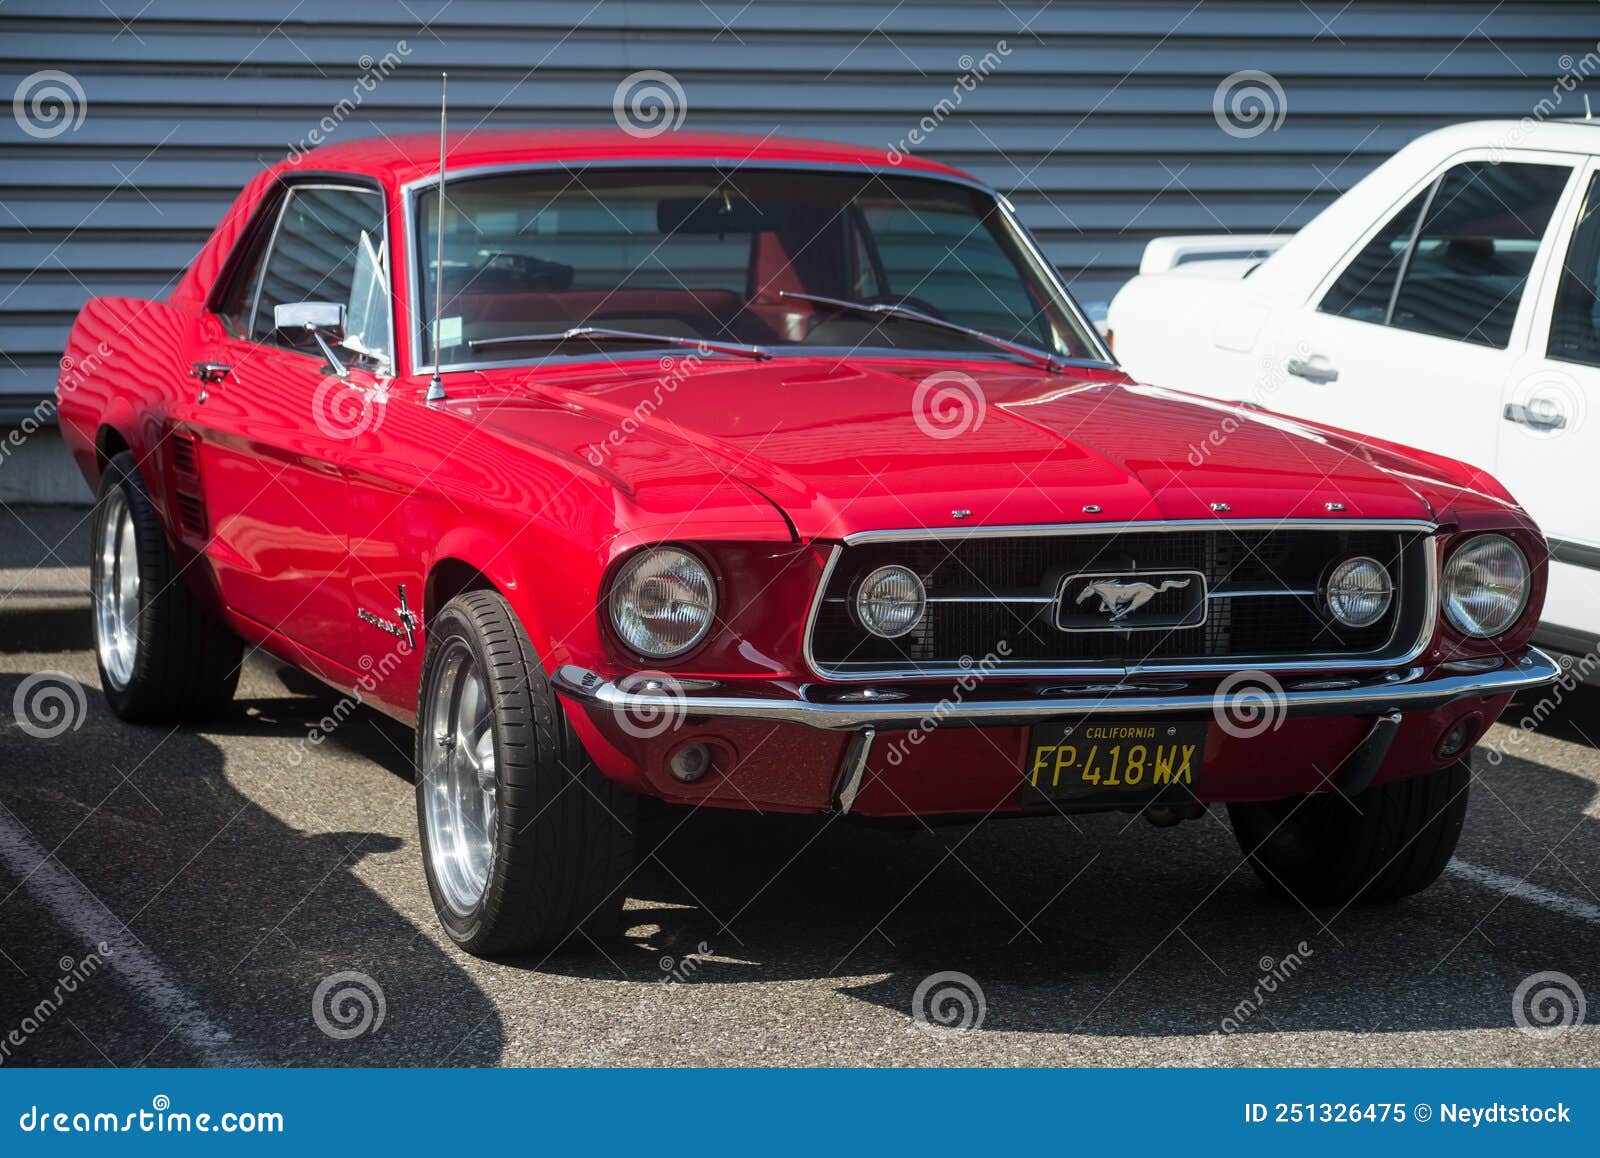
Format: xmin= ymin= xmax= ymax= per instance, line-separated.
xmin=1 ymin=504 xmax=1596 ymax=1066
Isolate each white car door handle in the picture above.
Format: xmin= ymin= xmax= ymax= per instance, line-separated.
xmin=1503 ymin=402 xmax=1567 ymax=431
xmin=1286 ymin=355 xmax=1339 ymax=384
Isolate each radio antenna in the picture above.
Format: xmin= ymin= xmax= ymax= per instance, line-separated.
xmin=425 ymin=71 xmax=449 ymax=403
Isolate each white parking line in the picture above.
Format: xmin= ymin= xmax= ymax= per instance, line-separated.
xmin=1446 ymin=857 xmax=1600 ymax=926
xmin=0 ymin=807 xmax=253 ymax=1064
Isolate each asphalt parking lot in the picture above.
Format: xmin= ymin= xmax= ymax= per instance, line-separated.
xmin=1 ymin=502 xmax=1596 ymax=1067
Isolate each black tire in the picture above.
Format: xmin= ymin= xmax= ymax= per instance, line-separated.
xmin=1227 ymin=759 xmax=1469 ymax=906
xmin=414 ymin=590 xmax=636 ymax=957
xmin=91 ymin=450 xmax=242 ymax=722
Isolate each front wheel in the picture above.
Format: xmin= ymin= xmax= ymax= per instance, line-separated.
xmin=415 ymin=590 xmax=636 ymax=957
xmin=1228 ymin=759 xmax=1470 ymax=906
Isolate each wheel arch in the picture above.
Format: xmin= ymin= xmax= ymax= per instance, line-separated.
xmin=94 ymin=424 xmax=131 ymax=477
xmin=423 ymin=531 xmax=558 ymax=665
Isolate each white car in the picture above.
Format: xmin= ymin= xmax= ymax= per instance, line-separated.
xmin=1109 ymin=119 xmax=1600 ymax=676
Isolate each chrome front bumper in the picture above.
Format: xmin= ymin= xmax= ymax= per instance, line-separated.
xmin=552 ymin=648 xmax=1560 ymax=732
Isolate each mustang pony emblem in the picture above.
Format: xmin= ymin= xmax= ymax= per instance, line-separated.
xmin=1075 ymin=577 xmax=1192 ymax=622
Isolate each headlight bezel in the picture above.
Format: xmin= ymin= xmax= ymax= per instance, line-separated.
xmin=1321 ymin=554 xmax=1395 ymax=629
xmin=607 ymin=544 xmax=719 ymax=660
xmin=1440 ymin=533 xmax=1531 ymax=640
xmin=853 ymin=564 xmax=928 ymax=639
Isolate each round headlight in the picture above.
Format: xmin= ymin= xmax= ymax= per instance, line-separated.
xmin=1324 ymin=556 xmax=1393 ymax=628
xmin=1442 ymin=534 xmax=1529 ymax=639
xmin=609 ymin=546 xmax=717 ymax=659
xmin=854 ymin=565 xmax=926 ymax=639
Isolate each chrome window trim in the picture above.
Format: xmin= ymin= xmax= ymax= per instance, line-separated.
xmin=245 ymin=180 xmax=392 ymax=365
xmin=399 ymin=158 xmax=1112 ymax=377
xmin=802 ymin=520 xmax=1439 ymax=682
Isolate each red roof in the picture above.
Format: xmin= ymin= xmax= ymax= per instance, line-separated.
xmin=282 ymin=129 xmax=973 ymax=187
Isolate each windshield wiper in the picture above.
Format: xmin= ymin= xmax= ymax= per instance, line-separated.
xmin=469 ymin=326 xmax=770 ymax=361
xmin=777 ymin=291 xmax=1063 ymax=373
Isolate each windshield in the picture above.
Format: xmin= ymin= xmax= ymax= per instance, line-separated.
xmin=413 ymin=167 xmax=1101 ymax=368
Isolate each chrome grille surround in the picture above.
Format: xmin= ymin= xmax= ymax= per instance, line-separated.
xmin=803 ymin=519 xmax=1439 ymax=681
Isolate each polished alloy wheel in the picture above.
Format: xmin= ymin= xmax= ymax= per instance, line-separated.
xmin=420 ymin=638 xmax=499 ymax=915
xmin=93 ymin=487 xmax=140 ymax=690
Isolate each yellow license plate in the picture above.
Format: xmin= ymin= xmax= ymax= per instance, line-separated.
xmin=1023 ymin=720 xmax=1207 ymax=803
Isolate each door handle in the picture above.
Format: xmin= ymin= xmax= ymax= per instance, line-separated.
xmin=1503 ymin=402 xmax=1567 ymax=431
xmin=1286 ymin=355 xmax=1339 ymax=384
xmin=190 ymin=362 xmax=231 ymax=385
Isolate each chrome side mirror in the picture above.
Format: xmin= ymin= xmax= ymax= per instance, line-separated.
xmin=273 ymin=301 xmax=345 ymax=337
xmin=273 ymin=301 xmax=349 ymax=378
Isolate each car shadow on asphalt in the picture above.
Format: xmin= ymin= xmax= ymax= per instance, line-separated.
xmin=513 ymin=742 xmax=1599 ymax=1041
xmin=0 ymin=668 xmax=502 ymax=1066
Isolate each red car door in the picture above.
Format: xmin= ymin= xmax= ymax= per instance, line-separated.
xmin=175 ymin=182 xmax=391 ymax=676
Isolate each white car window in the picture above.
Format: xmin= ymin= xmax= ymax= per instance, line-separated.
xmin=1320 ymin=190 xmax=1427 ymax=323
xmin=1318 ymin=160 xmax=1569 ymax=348
xmin=1548 ymin=170 xmax=1600 ymax=370
xmin=1391 ymin=161 xmax=1568 ymax=348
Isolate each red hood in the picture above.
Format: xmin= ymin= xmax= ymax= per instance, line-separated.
xmin=443 ymin=357 xmax=1518 ymax=541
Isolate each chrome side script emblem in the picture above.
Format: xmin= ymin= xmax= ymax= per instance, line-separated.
xmin=358 ymin=583 xmax=418 ymax=647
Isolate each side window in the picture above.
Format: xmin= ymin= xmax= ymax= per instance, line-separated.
xmin=1390 ymin=161 xmax=1569 ymax=347
xmin=210 ymin=190 xmax=284 ymax=338
xmin=1320 ymin=190 xmax=1427 ymax=323
xmin=251 ymin=186 xmax=390 ymax=362
xmin=1547 ymin=171 xmax=1600 ymax=370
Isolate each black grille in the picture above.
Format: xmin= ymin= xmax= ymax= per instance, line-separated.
xmin=809 ymin=527 xmax=1427 ymax=672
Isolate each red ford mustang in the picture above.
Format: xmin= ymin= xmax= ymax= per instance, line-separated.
xmin=57 ymin=130 xmax=1559 ymax=956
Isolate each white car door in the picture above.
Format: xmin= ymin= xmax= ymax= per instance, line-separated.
xmin=1495 ymin=158 xmax=1600 ymax=650
xmin=1261 ymin=150 xmax=1579 ymax=477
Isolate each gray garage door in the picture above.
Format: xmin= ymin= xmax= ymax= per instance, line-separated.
xmin=1 ymin=0 xmax=1596 ymax=416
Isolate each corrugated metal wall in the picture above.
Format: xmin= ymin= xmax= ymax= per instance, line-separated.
xmin=2 ymin=0 xmax=1597 ymax=415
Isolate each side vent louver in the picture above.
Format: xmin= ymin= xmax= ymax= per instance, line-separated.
xmin=170 ymin=434 xmax=200 ymax=479
xmin=168 ymin=432 xmax=207 ymax=537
